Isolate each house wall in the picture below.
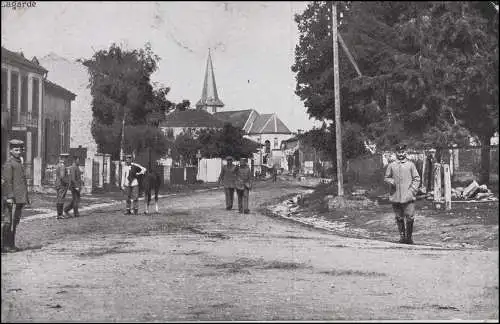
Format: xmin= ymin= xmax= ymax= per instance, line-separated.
xmin=43 ymin=89 xmax=72 ymax=165
xmin=246 ymin=133 xmax=293 ymax=167
xmin=1 ymin=62 xmax=44 ymax=183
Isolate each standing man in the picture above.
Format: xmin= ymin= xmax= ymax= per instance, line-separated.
xmin=55 ymin=153 xmax=70 ymax=219
xmin=235 ymin=157 xmax=253 ymax=214
xmin=218 ymin=156 xmax=237 ymax=210
xmin=63 ymin=156 xmax=82 ymax=218
xmin=1 ymin=139 xmax=29 ymax=252
xmin=121 ymin=154 xmax=147 ymax=215
xmin=384 ymin=144 xmax=421 ymax=244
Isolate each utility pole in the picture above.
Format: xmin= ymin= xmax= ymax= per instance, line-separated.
xmin=332 ymin=1 xmax=344 ymax=197
xmin=120 ymin=110 xmax=126 ymax=161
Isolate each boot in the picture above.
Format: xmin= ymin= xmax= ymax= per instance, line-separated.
xmin=406 ymin=220 xmax=414 ymax=245
xmin=133 ymin=208 xmax=138 ymax=215
xmin=1 ymin=224 xmax=8 ymax=252
xmin=56 ymin=204 xmax=64 ymax=218
xmin=124 ymin=209 xmax=131 ymax=215
xmin=397 ymin=219 xmax=406 ymax=244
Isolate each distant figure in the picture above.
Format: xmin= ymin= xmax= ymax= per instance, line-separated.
xmin=55 ymin=153 xmax=70 ymax=219
xmin=218 ymin=156 xmax=237 ymax=210
xmin=121 ymin=154 xmax=147 ymax=215
xmin=235 ymin=157 xmax=253 ymax=214
xmin=63 ymin=156 xmax=82 ymax=218
xmin=272 ymin=163 xmax=279 ymax=182
xmin=1 ymin=139 xmax=29 ymax=253
xmin=384 ymin=144 xmax=421 ymax=245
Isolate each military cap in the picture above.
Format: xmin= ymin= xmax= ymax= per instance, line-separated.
xmin=395 ymin=144 xmax=407 ymax=151
xmin=125 ymin=154 xmax=133 ymax=158
xmin=59 ymin=153 xmax=70 ymax=157
xmin=225 ymin=156 xmax=234 ymax=161
xmin=9 ymin=139 xmax=24 ymax=148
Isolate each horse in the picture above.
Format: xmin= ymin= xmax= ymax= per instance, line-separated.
xmin=140 ymin=167 xmax=162 ymax=214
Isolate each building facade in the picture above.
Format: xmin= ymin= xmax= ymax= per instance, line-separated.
xmin=213 ymin=109 xmax=293 ymax=173
xmin=43 ymin=80 xmax=76 ymax=166
xmin=1 ymin=47 xmax=47 ymax=183
xmin=2 ymin=47 xmax=76 ymax=186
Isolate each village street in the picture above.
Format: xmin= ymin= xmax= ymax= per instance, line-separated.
xmin=1 ymin=180 xmax=498 ymax=322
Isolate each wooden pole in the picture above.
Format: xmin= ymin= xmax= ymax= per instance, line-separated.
xmin=433 ymin=163 xmax=442 ymax=208
xmin=421 ymin=150 xmax=427 ymax=193
xmin=120 ymin=110 xmax=126 ymax=161
xmin=443 ymin=164 xmax=452 ymax=210
xmin=332 ymin=1 xmax=344 ymax=197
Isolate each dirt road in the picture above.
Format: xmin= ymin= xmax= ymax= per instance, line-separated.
xmin=1 ymin=181 xmax=498 ymax=321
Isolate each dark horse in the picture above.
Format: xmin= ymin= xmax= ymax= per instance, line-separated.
xmin=140 ymin=163 xmax=162 ymax=214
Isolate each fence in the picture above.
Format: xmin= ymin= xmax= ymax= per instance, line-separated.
xmin=346 ymin=145 xmax=499 ymax=187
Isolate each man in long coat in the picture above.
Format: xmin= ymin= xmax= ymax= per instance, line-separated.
xmin=55 ymin=153 xmax=70 ymax=219
xmin=218 ymin=156 xmax=237 ymax=210
xmin=384 ymin=144 xmax=421 ymax=244
xmin=64 ymin=156 xmax=83 ymax=217
xmin=235 ymin=157 xmax=253 ymax=214
xmin=1 ymin=139 xmax=29 ymax=252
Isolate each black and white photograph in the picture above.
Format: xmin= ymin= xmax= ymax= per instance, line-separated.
xmin=1 ymin=1 xmax=498 ymax=322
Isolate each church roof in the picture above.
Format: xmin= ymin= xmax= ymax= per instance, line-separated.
xmin=196 ymin=49 xmax=224 ymax=109
xmin=214 ymin=109 xmax=292 ymax=135
xmin=160 ymin=109 xmax=226 ymax=128
xmin=213 ymin=109 xmax=255 ymax=130
xmin=248 ymin=114 xmax=292 ymax=134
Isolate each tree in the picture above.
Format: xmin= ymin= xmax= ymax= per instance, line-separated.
xmin=293 ymin=1 xmax=498 ymax=183
xmin=80 ymin=43 xmax=173 ymax=159
xmin=171 ymin=123 xmax=261 ymax=165
xmin=175 ymin=99 xmax=191 ymax=111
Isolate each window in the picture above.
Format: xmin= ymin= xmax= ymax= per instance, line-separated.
xmin=10 ymin=71 xmax=19 ymax=121
xmin=60 ymin=120 xmax=65 ymax=153
xmin=1 ymin=69 xmax=7 ymax=110
xmin=265 ymin=140 xmax=271 ymax=153
xmin=274 ymin=138 xmax=279 ymax=149
xmin=32 ymin=78 xmax=39 ymax=118
xmin=21 ymin=75 xmax=28 ymax=113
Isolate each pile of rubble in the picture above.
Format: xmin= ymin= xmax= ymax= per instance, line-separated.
xmin=425 ymin=180 xmax=498 ymax=202
xmin=450 ymin=181 xmax=497 ymax=202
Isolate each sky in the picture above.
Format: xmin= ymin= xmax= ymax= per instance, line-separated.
xmin=1 ymin=1 xmax=324 ymax=133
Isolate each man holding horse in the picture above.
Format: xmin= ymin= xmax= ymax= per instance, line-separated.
xmin=121 ymin=154 xmax=147 ymax=215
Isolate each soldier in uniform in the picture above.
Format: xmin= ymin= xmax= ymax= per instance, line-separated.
xmin=121 ymin=154 xmax=147 ymax=215
xmin=235 ymin=157 xmax=253 ymax=214
xmin=1 ymin=139 xmax=30 ymax=253
xmin=63 ymin=156 xmax=82 ymax=217
xmin=55 ymin=153 xmax=70 ymax=219
xmin=384 ymin=144 xmax=421 ymax=244
xmin=218 ymin=156 xmax=237 ymax=210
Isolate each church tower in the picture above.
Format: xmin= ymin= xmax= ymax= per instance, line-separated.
xmin=195 ymin=49 xmax=224 ymax=114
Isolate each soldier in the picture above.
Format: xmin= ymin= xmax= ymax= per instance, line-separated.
xmin=218 ymin=156 xmax=237 ymax=210
xmin=121 ymin=154 xmax=147 ymax=215
xmin=1 ymin=139 xmax=29 ymax=253
xmin=384 ymin=144 xmax=421 ymax=244
xmin=235 ymin=157 xmax=253 ymax=214
xmin=63 ymin=156 xmax=82 ymax=218
xmin=55 ymin=153 xmax=70 ymax=219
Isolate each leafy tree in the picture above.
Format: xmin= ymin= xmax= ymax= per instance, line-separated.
xmin=80 ymin=43 xmax=173 ymax=159
xmin=293 ymin=1 xmax=498 ymax=183
xmin=175 ymin=99 xmax=191 ymax=111
xmin=171 ymin=123 xmax=261 ymax=164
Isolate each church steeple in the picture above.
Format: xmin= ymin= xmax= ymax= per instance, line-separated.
xmin=196 ymin=49 xmax=224 ymax=114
